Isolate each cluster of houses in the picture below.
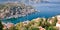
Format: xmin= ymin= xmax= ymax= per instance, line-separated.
xmin=0 ymin=3 xmax=36 ymax=19
xmin=2 ymin=22 xmax=14 ymax=30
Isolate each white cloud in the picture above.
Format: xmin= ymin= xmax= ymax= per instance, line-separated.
xmin=43 ymin=0 xmax=60 ymax=2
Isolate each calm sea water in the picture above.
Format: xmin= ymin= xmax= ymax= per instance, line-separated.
xmin=2 ymin=3 xmax=60 ymax=24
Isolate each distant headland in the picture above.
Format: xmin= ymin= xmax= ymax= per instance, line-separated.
xmin=0 ymin=3 xmax=37 ymax=19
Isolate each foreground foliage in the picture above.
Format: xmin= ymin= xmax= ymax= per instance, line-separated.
xmin=15 ymin=17 xmax=58 ymax=30
xmin=1 ymin=16 xmax=59 ymax=30
xmin=0 ymin=20 xmax=3 ymax=30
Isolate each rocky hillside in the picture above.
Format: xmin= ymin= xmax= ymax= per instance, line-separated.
xmin=0 ymin=3 xmax=36 ymax=19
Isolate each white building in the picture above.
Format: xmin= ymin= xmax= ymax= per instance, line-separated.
xmin=56 ymin=15 xmax=60 ymax=30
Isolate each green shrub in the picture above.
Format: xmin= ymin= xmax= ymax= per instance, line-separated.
xmin=48 ymin=26 xmax=58 ymax=30
xmin=0 ymin=20 xmax=3 ymax=30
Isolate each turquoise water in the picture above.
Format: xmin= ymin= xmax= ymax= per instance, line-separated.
xmin=2 ymin=3 xmax=60 ymax=24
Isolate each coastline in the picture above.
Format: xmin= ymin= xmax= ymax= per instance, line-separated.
xmin=0 ymin=3 xmax=37 ymax=19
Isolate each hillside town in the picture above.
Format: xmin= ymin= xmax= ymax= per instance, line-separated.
xmin=0 ymin=0 xmax=60 ymax=30
xmin=0 ymin=3 xmax=36 ymax=19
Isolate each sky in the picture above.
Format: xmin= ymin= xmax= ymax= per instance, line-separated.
xmin=0 ymin=0 xmax=60 ymax=2
xmin=46 ymin=0 xmax=60 ymax=2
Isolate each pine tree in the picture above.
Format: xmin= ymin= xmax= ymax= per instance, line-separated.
xmin=0 ymin=20 xmax=3 ymax=30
